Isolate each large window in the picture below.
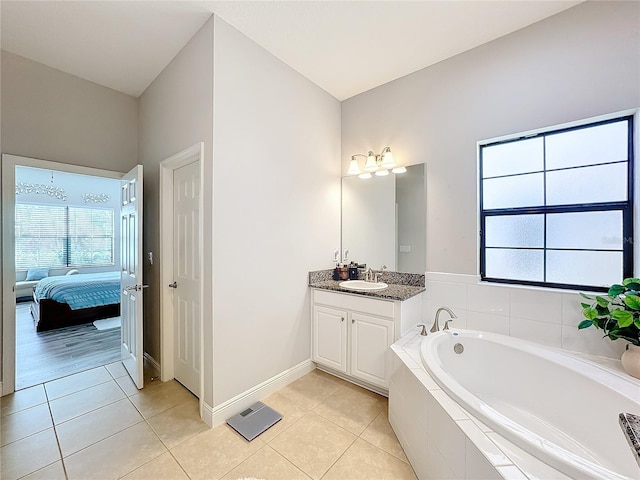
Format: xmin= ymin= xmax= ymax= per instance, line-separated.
xmin=16 ymin=204 xmax=115 ymax=270
xmin=479 ymin=115 xmax=633 ymax=291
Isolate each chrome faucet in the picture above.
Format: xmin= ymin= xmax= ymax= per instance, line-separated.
xmin=373 ymin=265 xmax=387 ymax=283
xmin=430 ymin=307 xmax=457 ymax=333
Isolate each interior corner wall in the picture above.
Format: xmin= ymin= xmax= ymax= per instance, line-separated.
xmin=0 ymin=51 xmax=137 ymax=170
xmin=137 ymin=17 xmax=214 ymax=405
xmin=212 ymin=16 xmax=341 ymax=406
xmin=341 ymin=1 xmax=640 ymax=275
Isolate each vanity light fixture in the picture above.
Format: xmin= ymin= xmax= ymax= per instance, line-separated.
xmin=347 ymin=146 xmax=405 ymax=178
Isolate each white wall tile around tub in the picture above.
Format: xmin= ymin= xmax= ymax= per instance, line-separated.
xmin=465 ymin=438 xmax=503 ymax=480
xmin=428 ymin=393 xmax=466 ymax=480
xmin=560 ymin=292 xmax=587 ymax=327
xmin=427 ymin=272 xmax=478 ymax=284
xmin=429 ymin=281 xmax=468 ymax=309
xmin=467 ymin=311 xmax=510 ymax=336
xmin=467 ymin=284 xmax=510 ymax=315
xmin=561 ymin=324 xmax=627 ymax=359
xmin=510 ymin=288 xmax=562 ymax=324
xmin=457 ymin=420 xmax=511 ymax=467
xmin=496 ymin=465 xmax=529 ymax=480
xmin=426 ymin=443 xmax=457 ymax=480
xmin=560 ymin=293 xmax=627 ymax=359
xmin=510 ymin=317 xmax=562 ymax=348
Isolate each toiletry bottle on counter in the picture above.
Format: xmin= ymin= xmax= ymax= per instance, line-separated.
xmin=338 ymin=265 xmax=349 ymax=280
xmin=348 ymin=262 xmax=358 ymax=280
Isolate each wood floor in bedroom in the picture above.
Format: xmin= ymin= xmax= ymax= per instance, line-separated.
xmin=16 ymin=302 xmax=121 ymax=390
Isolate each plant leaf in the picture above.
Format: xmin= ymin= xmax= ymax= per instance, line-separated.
xmin=624 ymin=294 xmax=640 ymax=310
xmin=623 ymin=278 xmax=640 ymax=286
xmin=635 ymin=318 xmax=640 ymax=329
xmin=578 ymin=320 xmax=593 ymax=329
xmin=580 ymin=302 xmax=591 ymax=309
xmin=595 ymin=296 xmax=609 ymax=307
xmin=580 ymin=292 xmax=595 ymax=300
xmin=583 ymin=307 xmax=599 ymax=320
xmin=612 ymin=309 xmax=634 ymax=327
xmin=625 ymin=282 xmax=640 ymax=292
xmin=608 ymin=284 xmax=625 ymax=297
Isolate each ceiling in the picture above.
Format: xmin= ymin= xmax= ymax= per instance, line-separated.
xmin=1 ymin=1 xmax=583 ymax=100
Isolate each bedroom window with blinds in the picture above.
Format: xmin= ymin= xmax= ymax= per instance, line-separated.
xmin=15 ymin=204 xmax=115 ymax=270
xmin=479 ymin=115 xmax=634 ymax=291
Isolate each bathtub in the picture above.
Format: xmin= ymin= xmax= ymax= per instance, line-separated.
xmin=420 ymin=330 xmax=640 ymax=480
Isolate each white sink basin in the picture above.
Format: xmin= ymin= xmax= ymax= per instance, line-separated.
xmin=339 ymin=280 xmax=388 ymax=291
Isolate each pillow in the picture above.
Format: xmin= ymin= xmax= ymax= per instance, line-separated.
xmin=26 ymin=267 xmax=49 ymax=281
xmin=66 ymin=269 xmax=80 ymax=275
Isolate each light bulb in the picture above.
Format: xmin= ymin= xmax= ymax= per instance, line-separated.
xmin=358 ymin=172 xmax=372 ymax=179
xmin=392 ymin=166 xmax=407 ymax=174
xmin=375 ymin=169 xmax=389 ymax=176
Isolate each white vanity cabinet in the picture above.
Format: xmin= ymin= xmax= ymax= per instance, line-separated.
xmin=311 ymin=288 xmax=422 ymax=391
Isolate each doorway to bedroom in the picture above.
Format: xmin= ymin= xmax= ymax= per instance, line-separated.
xmin=11 ymin=162 xmax=123 ymax=390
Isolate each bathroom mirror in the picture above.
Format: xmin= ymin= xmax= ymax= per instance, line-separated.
xmin=341 ymin=163 xmax=426 ymax=273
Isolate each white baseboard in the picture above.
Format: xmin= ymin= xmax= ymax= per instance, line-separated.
xmin=201 ymin=400 xmax=214 ymax=427
xmin=211 ymin=359 xmax=314 ymax=427
xmin=143 ymin=352 xmax=161 ymax=372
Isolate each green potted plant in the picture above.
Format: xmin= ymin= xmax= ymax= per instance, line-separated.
xmin=579 ymin=277 xmax=640 ymax=379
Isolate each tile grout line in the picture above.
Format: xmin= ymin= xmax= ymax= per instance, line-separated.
xmin=44 ymin=381 xmax=70 ymax=480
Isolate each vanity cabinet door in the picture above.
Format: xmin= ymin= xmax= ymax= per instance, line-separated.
xmin=312 ymin=305 xmax=348 ymax=374
xmin=350 ymin=312 xmax=394 ymax=388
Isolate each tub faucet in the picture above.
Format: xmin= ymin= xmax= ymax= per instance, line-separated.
xmin=431 ymin=307 xmax=457 ymax=333
xmin=416 ymin=323 xmax=428 ymax=336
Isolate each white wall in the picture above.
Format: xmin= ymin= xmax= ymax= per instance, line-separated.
xmin=341 ymin=1 xmax=640 ymax=357
xmin=342 ymin=1 xmax=640 ymax=276
xmin=137 ymin=18 xmax=214 ymax=404
xmin=212 ymin=16 xmax=341 ymax=405
xmin=1 ymin=51 xmax=137 ymax=171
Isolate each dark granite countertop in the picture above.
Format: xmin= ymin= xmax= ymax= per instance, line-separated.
xmin=308 ymin=269 xmax=425 ymax=301
xmin=619 ymin=412 xmax=640 ymax=467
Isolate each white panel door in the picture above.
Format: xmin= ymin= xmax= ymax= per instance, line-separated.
xmin=350 ymin=313 xmax=394 ymax=388
xmin=120 ymin=165 xmax=144 ymax=389
xmin=312 ymin=305 xmax=347 ymax=373
xmin=172 ymin=160 xmax=201 ymax=396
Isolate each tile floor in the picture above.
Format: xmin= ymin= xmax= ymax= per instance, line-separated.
xmin=1 ymin=366 xmax=416 ymax=480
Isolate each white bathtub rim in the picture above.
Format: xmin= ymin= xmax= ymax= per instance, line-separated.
xmin=420 ymin=329 xmax=638 ymax=480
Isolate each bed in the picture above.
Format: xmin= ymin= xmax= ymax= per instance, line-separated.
xmin=30 ymin=271 xmax=121 ymax=332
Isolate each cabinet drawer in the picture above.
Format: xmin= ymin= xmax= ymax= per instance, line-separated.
xmin=313 ymin=289 xmax=395 ymax=318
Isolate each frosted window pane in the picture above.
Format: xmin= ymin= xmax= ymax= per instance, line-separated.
xmin=485 ymin=249 xmax=543 ymax=281
xmin=485 ymin=215 xmax=543 ymax=247
xmin=482 ymin=138 xmax=543 ymax=178
xmin=546 ymin=121 xmax=628 ymax=170
xmin=547 ymin=211 xmax=623 ymax=250
xmin=483 ymin=173 xmax=544 ymax=209
xmin=546 ymin=163 xmax=627 ymax=206
xmin=546 ymin=250 xmax=622 ymax=288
